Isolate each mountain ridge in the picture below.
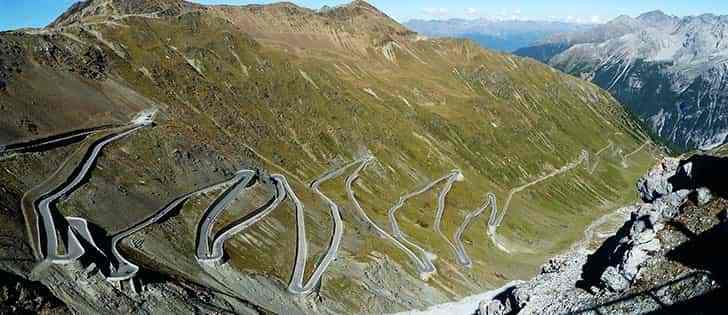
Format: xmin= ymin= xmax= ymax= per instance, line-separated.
xmin=528 ymin=11 xmax=728 ymax=150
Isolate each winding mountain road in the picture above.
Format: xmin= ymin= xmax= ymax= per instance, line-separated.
xmin=202 ymin=175 xmax=287 ymax=264
xmin=5 ymin=106 xmax=656 ymax=286
xmin=286 ymin=159 xmax=365 ymax=295
xmin=452 ymin=193 xmax=497 ymax=268
xmin=387 ymin=170 xmax=463 ymax=278
xmin=195 ymin=170 xmax=257 ymax=263
xmin=345 ymin=157 xmax=438 ymax=279
xmin=487 ymin=150 xmax=590 ymax=240
xmin=0 ymin=124 xmax=121 ymax=156
xmin=485 ymin=140 xmax=652 ymax=253
xmin=32 ymin=124 xmax=149 ymax=264
xmin=67 ymin=217 xmax=107 ymax=259
xmin=623 ymin=140 xmax=652 ymax=165
xmin=584 ymin=141 xmax=614 ymax=174
xmin=109 ymin=171 xmax=249 ymax=281
xmin=432 ymin=170 xmax=466 ymax=266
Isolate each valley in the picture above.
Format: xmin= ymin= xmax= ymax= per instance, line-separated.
xmin=517 ymin=11 xmax=728 ymax=150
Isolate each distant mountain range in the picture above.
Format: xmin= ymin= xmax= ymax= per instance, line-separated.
xmin=515 ymin=11 xmax=728 ymax=150
xmin=405 ymin=18 xmax=594 ymax=52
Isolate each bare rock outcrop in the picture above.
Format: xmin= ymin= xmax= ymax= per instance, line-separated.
xmin=476 ymin=157 xmax=721 ymax=314
xmin=637 ymin=158 xmax=680 ymax=202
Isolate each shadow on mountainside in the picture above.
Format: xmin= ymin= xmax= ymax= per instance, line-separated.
xmin=0 ymin=268 xmax=68 ymax=313
xmin=576 ymin=221 xmax=635 ymax=291
xmin=572 ymin=214 xmax=728 ymax=314
xmin=652 ymin=215 xmax=728 ymax=314
xmin=569 ymin=271 xmax=721 ymax=314
xmin=572 ymin=155 xmax=728 ymax=313
xmin=669 ymin=155 xmax=728 ymax=198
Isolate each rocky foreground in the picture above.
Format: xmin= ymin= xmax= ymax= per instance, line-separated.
xmin=477 ymin=155 xmax=727 ymax=314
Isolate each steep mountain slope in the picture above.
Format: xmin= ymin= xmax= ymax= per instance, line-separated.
xmin=520 ymin=11 xmax=728 ymax=150
xmin=0 ymin=0 xmax=656 ymax=313
xmin=405 ymin=19 xmax=592 ymax=52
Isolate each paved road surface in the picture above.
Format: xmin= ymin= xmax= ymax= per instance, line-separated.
xmin=452 ymin=193 xmax=497 ymax=268
xmin=387 ymin=171 xmax=463 ymax=278
xmin=195 ymin=170 xmax=257 ymax=263
xmin=201 ymin=175 xmax=287 ymax=264
xmin=108 ymin=173 xmax=244 ymax=281
xmin=345 ymin=158 xmax=438 ymax=279
xmin=287 ymin=158 xmax=364 ymax=294
xmin=34 ymin=124 xmax=147 ymax=264
xmin=432 ymin=170 xmax=466 ymax=266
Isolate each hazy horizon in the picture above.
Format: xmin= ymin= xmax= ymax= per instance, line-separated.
xmin=2 ymin=0 xmax=728 ymax=31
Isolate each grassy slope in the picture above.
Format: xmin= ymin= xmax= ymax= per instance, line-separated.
xmin=0 ymin=2 xmax=658 ymax=313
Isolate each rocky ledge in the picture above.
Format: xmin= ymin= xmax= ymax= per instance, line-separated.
xmin=477 ymin=155 xmax=727 ymax=314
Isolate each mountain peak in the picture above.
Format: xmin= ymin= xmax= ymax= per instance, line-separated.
xmin=345 ymin=0 xmax=378 ymax=10
xmin=636 ymin=10 xmax=678 ymax=27
xmin=609 ymin=15 xmax=637 ymax=25
xmin=638 ymin=10 xmax=668 ymax=19
xmin=50 ymin=0 xmax=195 ymax=28
xmin=319 ymin=0 xmax=390 ymax=20
xmin=316 ymin=1 xmax=414 ymax=38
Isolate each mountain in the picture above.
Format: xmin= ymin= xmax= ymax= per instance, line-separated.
xmin=517 ymin=10 xmax=728 ymax=150
xmin=0 ymin=0 xmax=655 ymax=313
xmin=513 ymin=14 xmax=648 ymax=62
xmin=405 ymin=18 xmax=593 ymax=52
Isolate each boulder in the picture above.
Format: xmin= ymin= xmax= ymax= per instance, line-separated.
xmin=479 ymin=285 xmax=530 ymax=315
xmin=600 ymin=266 xmax=630 ymax=292
xmin=697 ymin=187 xmax=713 ymax=206
xmin=479 ymin=299 xmax=506 ymax=315
xmin=622 ymin=240 xmax=658 ymax=282
xmin=637 ymin=158 xmax=680 ymax=202
xmin=650 ymin=190 xmax=690 ymax=219
xmin=511 ymin=287 xmax=530 ymax=310
xmin=541 ymin=258 xmax=566 ymax=274
xmin=591 ymin=189 xmax=689 ymax=292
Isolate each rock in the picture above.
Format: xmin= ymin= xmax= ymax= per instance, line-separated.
xmin=697 ymin=187 xmax=713 ymax=206
xmin=470 ymin=154 xmax=726 ymax=315
xmin=628 ymin=216 xmax=651 ymax=241
xmin=511 ymin=287 xmax=530 ymax=310
xmin=600 ymin=266 xmax=630 ymax=292
xmin=541 ymin=258 xmax=566 ymax=274
xmin=622 ymin=242 xmax=656 ymax=282
xmin=637 ymin=158 xmax=680 ymax=202
xmin=650 ymin=190 xmax=690 ymax=219
xmin=479 ymin=285 xmax=529 ymax=315
xmin=633 ymin=228 xmax=657 ymax=245
xmin=588 ymin=190 xmax=686 ymax=292
xmin=479 ymin=299 xmax=506 ymax=315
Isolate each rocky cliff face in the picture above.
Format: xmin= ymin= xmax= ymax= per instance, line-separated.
xmin=518 ymin=11 xmax=728 ymax=150
xmin=0 ymin=1 xmax=655 ymax=314
xmin=477 ymin=153 xmax=728 ymax=314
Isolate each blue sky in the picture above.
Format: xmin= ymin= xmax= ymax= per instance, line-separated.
xmin=2 ymin=0 xmax=728 ymax=31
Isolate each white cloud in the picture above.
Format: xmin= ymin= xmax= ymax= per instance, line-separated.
xmin=422 ymin=8 xmax=449 ymax=17
xmin=415 ymin=6 xmax=605 ymax=24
